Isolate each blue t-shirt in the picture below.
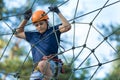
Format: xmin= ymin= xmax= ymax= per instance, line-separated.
xmin=25 ymin=25 xmax=61 ymax=63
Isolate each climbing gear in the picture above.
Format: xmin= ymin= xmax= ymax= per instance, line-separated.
xmin=24 ymin=9 xmax=32 ymax=20
xmin=31 ymin=10 xmax=49 ymax=23
xmin=33 ymin=55 xmax=64 ymax=79
xmin=52 ymin=58 xmax=65 ymax=74
xmin=41 ymin=55 xmax=65 ymax=74
xmin=48 ymin=5 xmax=60 ymax=14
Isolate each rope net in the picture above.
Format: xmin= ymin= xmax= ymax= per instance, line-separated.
xmin=0 ymin=0 xmax=120 ymax=80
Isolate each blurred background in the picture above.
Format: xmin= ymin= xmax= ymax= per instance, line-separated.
xmin=0 ymin=0 xmax=120 ymax=80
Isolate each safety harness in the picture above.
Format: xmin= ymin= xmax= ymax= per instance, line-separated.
xmin=33 ymin=55 xmax=64 ymax=78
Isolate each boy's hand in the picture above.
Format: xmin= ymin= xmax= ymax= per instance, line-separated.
xmin=48 ymin=6 xmax=60 ymax=14
xmin=24 ymin=9 xmax=32 ymax=20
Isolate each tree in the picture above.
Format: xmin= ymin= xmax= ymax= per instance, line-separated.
xmin=0 ymin=0 xmax=90 ymax=80
xmin=100 ymin=24 xmax=120 ymax=80
xmin=0 ymin=0 xmax=73 ymax=80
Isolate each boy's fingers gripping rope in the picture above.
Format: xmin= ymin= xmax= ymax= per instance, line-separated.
xmin=24 ymin=9 xmax=32 ymax=20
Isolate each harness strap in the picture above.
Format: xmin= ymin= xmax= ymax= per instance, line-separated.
xmin=34 ymin=55 xmax=65 ymax=73
xmin=52 ymin=59 xmax=65 ymax=74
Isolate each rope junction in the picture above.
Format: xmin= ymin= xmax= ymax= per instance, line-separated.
xmin=0 ymin=0 xmax=120 ymax=80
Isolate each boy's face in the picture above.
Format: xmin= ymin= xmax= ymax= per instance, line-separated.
xmin=33 ymin=20 xmax=47 ymax=34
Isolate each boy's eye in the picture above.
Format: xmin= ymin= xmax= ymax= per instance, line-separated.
xmin=39 ymin=22 xmax=44 ymax=25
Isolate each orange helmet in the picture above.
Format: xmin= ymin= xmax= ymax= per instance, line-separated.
xmin=31 ymin=10 xmax=49 ymax=23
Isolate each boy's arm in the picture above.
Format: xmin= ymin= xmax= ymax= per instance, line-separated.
xmin=48 ymin=6 xmax=71 ymax=33
xmin=15 ymin=19 xmax=27 ymax=39
xmin=15 ymin=9 xmax=32 ymax=39
xmin=57 ymin=12 xmax=71 ymax=33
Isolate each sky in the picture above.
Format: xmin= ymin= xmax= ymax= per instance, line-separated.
xmin=1 ymin=0 xmax=120 ymax=80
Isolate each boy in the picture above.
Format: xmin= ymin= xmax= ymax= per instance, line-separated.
xmin=15 ymin=6 xmax=71 ymax=80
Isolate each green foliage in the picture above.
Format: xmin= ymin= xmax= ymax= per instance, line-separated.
xmin=100 ymin=24 xmax=120 ymax=80
xmin=0 ymin=0 xmax=89 ymax=80
xmin=58 ymin=65 xmax=80 ymax=80
xmin=57 ymin=59 xmax=91 ymax=80
xmin=0 ymin=39 xmax=6 ymax=49
xmin=103 ymin=54 xmax=120 ymax=80
xmin=0 ymin=0 xmax=66 ymax=79
xmin=0 ymin=0 xmax=5 ymax=18
xmin=0 ymin=58 xmax=22 ymax=72
xmin=99 ymin=24 xmax=120 ymax=43
xmin=0 ymin=39 xmax=33 ymax=79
